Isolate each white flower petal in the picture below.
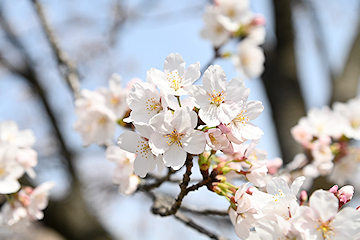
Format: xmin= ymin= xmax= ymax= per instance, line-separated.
xmin=164 ymin=53 xmax=186 ymax=77
xmin=182 ymin=131 xmax=206 ymax=155
xmin=183 ymin=62 xmax=200 ymax=86
xmin=118 ymin=132 xmax=143 ymax=153
xmin=133 ymin=154 xmax=156 ymax=178
xmin=202 ymin=65 xmax=227 ymax=93
xmin=163 ymin=144 xmax=187 ymax=170
xmin=309 ymin=190 xmax=338 ymax=223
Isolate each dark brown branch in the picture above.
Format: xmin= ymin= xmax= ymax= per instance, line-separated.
xmin=152 ymin=154 xmax=194 ymax=216
xmin=200 ymin=47 xmax=221 ymax=76
xmin=140 ymin=168 xmax=176 ymax=191
xmin=300 ymin=0 xmax=360 ymax=104
xmin=174 ymin=211 xmax=228 ymax=240
xmin=0 ymin=5 xmax=111 ymax=239
xmin=330 ymin=27 xmax=360 ymax=103
xmin=108 ymin=0 xmax=127 ymax=47
xmin=180 ymin=206 xmax=228 ymax=217
xmin=261 ymin=0 xmax=306 ymax=163
xmin=142 ymin=190 xmax=228 ymax=240
xmin=31 ymin=0 xmax=81 ymax=99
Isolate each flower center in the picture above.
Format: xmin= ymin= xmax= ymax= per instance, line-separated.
xmin=146 ymin=97 xmax=162 ymax=114
xmin=164 ymin=129 xmax=184 ymax=146
xmin=351 ymin=118 xmax=360 ymax=129
xmin=227 ymin=8 xmax=236 ymax=18
xmin=316 ymin=220 xmax=334 ymax=239
xmin=241 ymin=55 xmax=251 ymax=66
xmin=215 ymin=25 xmax=224 ymax=34
xmin=208 ymin=133 xmax=220 ymax=146
xmin=97 ymin=116 xmax=108 ymax=125
xmin=136 ymin=140 xmax=151 ymax=158
xmin=248 ymin=151 xmax=258 ymax=160
xmin=167 ymin=71 xmax=182 ymax=91
xmin=110 ymin=96 xmax=120 ymax=106
xmin=272 ymin=189 xmax=284 ymax=202
xmin=0 ymin=167 xmax=6 ymax=177
xmin=235 ymin=110 xmax=249 ymax=124
xmin=208 ymin=90 xmax=226 ymax=107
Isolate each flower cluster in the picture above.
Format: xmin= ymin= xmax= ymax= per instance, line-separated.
xmin=201 ymin=0 xmax=265 ymax=79
xmin=230 ymin=177 xmax=360 ymax=239
xmin=118 ymin=53 xmax=265 ymax=181
xmin=0 ymin=121 xmax=54 ymax=226
xmin=74 ymin=74 xmax=130 ymax=146
xmin=73 ymin=52 xmax=360 ymax=239
xmin=289 ymin=97 xmax=360 ymax=187
xmin=105 ymin=145 xmax=139 ymax=195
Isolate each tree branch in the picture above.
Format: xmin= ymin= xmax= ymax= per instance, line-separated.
xmin=330 ymin=26 xmax=360 ymax=103
xmin=142 ymin=190 xmax=228 ymax=240
xmin=152 ymin=154 xmax=194 ymax=216
xmin=141 ymin=168 xmax=176 ymax=191
xmin=180 ymin=206 xmax=228 ymax=217
xmin=31 ymin=0 xmax=81 ymax=99
xmin=261 ymin=0 xmax=306 ymax=163
xmin=0 ymin=4 xmax=111 ymax=239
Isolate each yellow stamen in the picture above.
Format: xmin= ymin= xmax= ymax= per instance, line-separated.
xmin=164 ymin=129 xmax=184 ymax=146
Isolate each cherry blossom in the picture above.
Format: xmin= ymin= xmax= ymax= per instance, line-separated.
xmin=26 ymin=182 xmax=55 ymax=220
xmin=333 ymin=97 xmax=360 ymax=140
xmin=149 ymin=107 xmax=206 ymax=170
xmin=74 ymin=105 xmax=117 ymax=146
xmin=97 ymin=73 xmax=128 ymax=119
xmin=125 ymin=81 xmax=166 ymax=124
xmin=147 ymin=53 xmax=200 ymax=96
xmin=105 ymin=145 xmax=139 ymax=195
xmin=232 ymin=39 xmax=265 ymax=79
xmin=201 ymin=6 xmax=231 ymax=47
xmin=0 ymin=147 xmax=24 ymax=194
xmin=190 ymin=65 xmax=249 ymax=126
xmin=297 ymin=190 xmax=360 ymax=239
xmin=118 ymin=123 xmax=164 ymax=177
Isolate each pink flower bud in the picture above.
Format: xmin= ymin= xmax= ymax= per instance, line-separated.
xmin=246 ymin=186 xmax=257 ymax=195
xmin=217 ymin=123 xmax=231 ymax=134
xmin=251 ymin=15 xmax=266 ymax=26
xmin=126 ymin=77 xmax=142 ymax=90
xmin=329 ymin=185 xmax=338 ymax=194
xmin=338 ymin=185 xmax=354 ymax=202
xmin=266 ymin=158 xmax=283 ymax=174
xmin=212 ymin=184 xmax=222 ymax=194
xmin=300 ymin=190 xmax=308 ymax=206
xmin=18 ymin=190 xmax=31 ymax=206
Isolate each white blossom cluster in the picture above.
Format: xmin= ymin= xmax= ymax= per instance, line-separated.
xmin=72 ymin=52 xmax=360 ymax=239
xmin=290 ymin=96 xmax=360 ymax=187
xmin=117 ymin=53 xmax=265 ymax=184
xmin=73 ymin=73 xmax=129 ymax=146
xmin=201 ymin=0 xmax=266 ymax=79
xmin=73 ymin=74 xmax=142 ymax=195
xmin=0 ymin=121 xmax=54 ymax=226
xmin=231 ymin=177 xmax=360 ymax=239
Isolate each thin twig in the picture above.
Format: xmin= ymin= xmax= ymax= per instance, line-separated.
xmin=31 ymin=0 xmax=81 ymax=99
xmin=108 ymin=0 xmax=127 ymax=47
xmin=198 ymin=46 xmax=221 ymax=82
xmin=141 ymin=190 xmax=228 ymax=240
xmin=140 ymin=168 xmax=176 ymax=191
xmin=180 ymin=206 xmax=229 ymax=217
xmin=174 ymin=211 xmax=228 ymax=240
xmin=146 ymin=173 xmax=202 ymax=184
xmin=0 ymin=9 xmax=111 ymax=239
xmin=152 ymin=154 xmax=194 ymax=216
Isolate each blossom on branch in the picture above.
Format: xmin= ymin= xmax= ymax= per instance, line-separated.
xmin=147 ymin=53 xmax=200 ymax=96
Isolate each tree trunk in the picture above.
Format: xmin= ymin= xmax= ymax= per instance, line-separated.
xmin=261 ymin=0 xmax=306 ymax=163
